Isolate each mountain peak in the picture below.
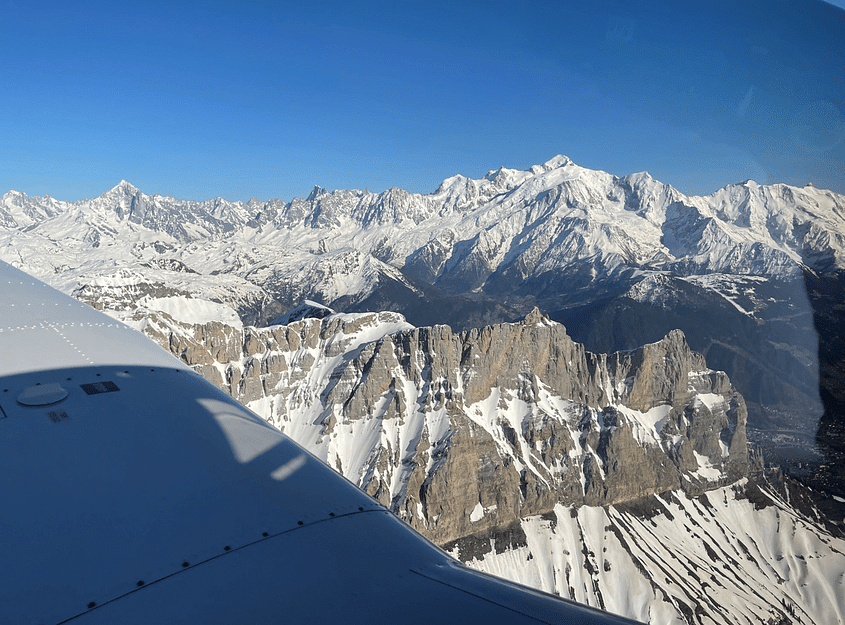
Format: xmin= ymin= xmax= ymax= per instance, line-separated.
xmin=542 ymin=155 xmax=572 ymax=169
xmin=107 ymin=180 xmax=140 ymax=195
xmin=307 ymin=185 xmax=328 ymax=201
xmin=522 ymin=306 xmax=549 ymax=325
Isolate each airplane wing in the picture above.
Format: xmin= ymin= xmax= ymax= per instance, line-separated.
xmin=0 ymin=260 xmax=640 ymax=624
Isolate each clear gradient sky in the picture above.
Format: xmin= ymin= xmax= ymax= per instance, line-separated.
xmin=2 ymin=0 xmax=843 ymax=202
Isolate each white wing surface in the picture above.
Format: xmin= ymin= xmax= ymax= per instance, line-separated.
xmin=0 ymin=260 xmax=639 ymax=624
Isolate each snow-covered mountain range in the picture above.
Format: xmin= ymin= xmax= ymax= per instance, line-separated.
xmin=5 ymin=157 xmax=843 ymax=289
xmin=4 ymin=156 xmax=843 ymax=304
xmin=2 ymin=156 xmax=842 ymax=466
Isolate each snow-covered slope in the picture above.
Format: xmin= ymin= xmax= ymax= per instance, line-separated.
xmin=463 ymin=480 xmax=845 ymax=625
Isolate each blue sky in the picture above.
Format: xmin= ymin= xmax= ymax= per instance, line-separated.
xmin=1 ymin=0 xmax=843 ymax=202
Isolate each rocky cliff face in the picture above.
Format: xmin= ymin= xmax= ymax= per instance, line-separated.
xmin=105 ymin=303 xmax=845 ymax=625
xmin=119 ymin=305 xmax=747 ymax=547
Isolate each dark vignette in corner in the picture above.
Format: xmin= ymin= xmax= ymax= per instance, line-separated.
xmin=803 ymin=269 xmax=845 ymax=509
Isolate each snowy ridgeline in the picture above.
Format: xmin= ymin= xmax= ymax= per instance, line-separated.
xmin=4 ymin=156 xmax=844 ymax=283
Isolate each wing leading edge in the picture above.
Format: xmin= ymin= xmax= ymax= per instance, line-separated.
xmin=0 ymin=260 xmax=640 ymax=624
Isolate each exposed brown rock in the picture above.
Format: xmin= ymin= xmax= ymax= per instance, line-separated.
xmin=134 ymin=306 xmax=749 ymax=547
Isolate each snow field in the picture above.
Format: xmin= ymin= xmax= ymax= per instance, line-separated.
xmin=466 ymin=483 xmax=845 ymax=625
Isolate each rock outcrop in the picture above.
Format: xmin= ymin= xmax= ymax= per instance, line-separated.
xmin=121 ymin=305 xmax=748 ymax=547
